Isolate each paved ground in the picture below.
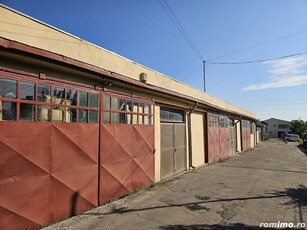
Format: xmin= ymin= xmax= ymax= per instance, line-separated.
xmin=44 ymin=140 xmax=307 ymax=229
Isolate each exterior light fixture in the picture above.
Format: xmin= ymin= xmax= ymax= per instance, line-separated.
xmin=139 ymin=72 xmax=147 ymax=83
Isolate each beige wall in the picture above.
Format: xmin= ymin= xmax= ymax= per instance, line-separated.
xmin=191 ymin=112 xmax=205 ymax=167
xmin=235 ymin=120 xmax=242 ymax=152
xmin=0 ymin=6 xmax=255 ymax=120
xmin=154 ymin=105 xmax=161 ymax=182
xmin=250 ymin=123 xmax=256 ymax=148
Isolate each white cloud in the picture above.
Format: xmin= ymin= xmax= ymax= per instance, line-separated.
xmin=242 ymin=55 xmax=307 ymax=91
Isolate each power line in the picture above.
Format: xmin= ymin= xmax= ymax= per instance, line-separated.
xmin=238 ymin=102 xmax=307 ymax=107
xmin=206 ymin=51 xmax=307 ymax=65
xmin=158 ymin=0 xmax=203 ymax=60
xmin=206 ymin=27 xmax=307 ymax=62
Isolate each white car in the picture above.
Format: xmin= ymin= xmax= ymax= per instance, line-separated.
xmin=287 ymin=134 xmax=300 ymax=142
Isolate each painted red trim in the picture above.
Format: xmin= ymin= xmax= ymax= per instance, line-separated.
xmin=0 ymin=37 xmax=256 ymax=121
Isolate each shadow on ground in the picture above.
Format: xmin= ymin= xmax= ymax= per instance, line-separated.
xmin=297 ymin=144 xmax=307 ymax=156
xmin=82 ymin=194 xmax=290 ymax=216
xmin=272 ymin=184 xmax=307 ymax=223
xmin=158 ymin=223 xmax=264 ymax=230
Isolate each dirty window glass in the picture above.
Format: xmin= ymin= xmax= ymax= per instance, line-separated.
xmin=1 ymin=101 xmax=16 ymax=121
xmin=103 ymin=96 xmax=110 ymax=110
xmin=111 ymin=112 xmax=118 ymax=124
xmin=89 ymin=110 xmax=98 ymax=123
xmin=89 ymin=93 xmax=98 ymax=108
xmin=67 ymin=108 xmax=77 ymax=122
xmin=103 ymin=112 xmax=110 ymax=124
xmin=79 ymin=109 xmax=88 ymax=123
xmin=0 ymin=78 xmax=17 ymax=99
xmin=20 ymin=103 xmax=35 ymax=122
xmin=111 ymin=97 xmax=118 ymax=110
xmin=119 ymin=99 xmax=126 ymax=111
xmin=38 ymin=85 xmax=50 ymax=102
xmin=20 ymin=82 xmax=35 ymax=101
xmin=53 ymin=87 xmax=65 ymax=104
xmin=79 ymin=92 xmax=88 ymax=107
xmin=52 ymin=107 xmax=65 ymax=122
xmin=66 ymin=89 xmax=77 ymax=106
xmin=37 ymin=105 xmax=50 ymax=122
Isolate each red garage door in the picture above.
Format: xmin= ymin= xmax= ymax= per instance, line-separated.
xmin=0 ymin=73 xmax=99 ymax=229
xmin=242 ymin=120 xmax=251 ymax=151
xmin=99 ymin=93 xmax=154 ymax=204
xmin=207 ymin=114 xmax=229 ymax=164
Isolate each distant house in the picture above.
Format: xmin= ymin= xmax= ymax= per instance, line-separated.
xmin=263 ymin=118 xmax=291 ymax=138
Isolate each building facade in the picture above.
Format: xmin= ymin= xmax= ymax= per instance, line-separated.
xmin=0 ymin=5 xmax=257 ymax=229
xmin=263 ymin=118 xmax=290 ymax=138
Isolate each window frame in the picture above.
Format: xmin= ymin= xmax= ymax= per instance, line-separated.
xmin=102 ymin=92 xmax=154 ymax=126
xmin=0 ymin=72 xmax=99 ymax=124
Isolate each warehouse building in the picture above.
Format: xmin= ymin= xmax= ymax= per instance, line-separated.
xmin=0 ymin=5 xmax=256 ymax=229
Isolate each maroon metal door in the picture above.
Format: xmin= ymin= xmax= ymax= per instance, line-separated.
xmin=242 ymin=127 xmax=251 ymax=151
xmin=219 ymin=127 xmax=229 ymax=160
xmin=99 ymin=94 xmax=154 ymax=204
xmin=0 ymin=123 xmax=99 ymax=229
xmin=207 ymin=114 xmax=229 ymax=164
xmin=207 ymin=126 xmax=220 ymax=164
xmin=0 ymin=73 xmax=99 ymax=229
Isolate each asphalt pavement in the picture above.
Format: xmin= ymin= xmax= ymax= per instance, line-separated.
xmin=44 ymin=139 xmax=307 ymax=229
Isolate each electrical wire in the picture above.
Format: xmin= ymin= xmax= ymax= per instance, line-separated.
xmin=206 ymin=27 xmax=307 ymax=62
xmin=158 ymin=0 xmax=203 ymax=60
xmin=206 ymin=51 xmax=307 ymax=65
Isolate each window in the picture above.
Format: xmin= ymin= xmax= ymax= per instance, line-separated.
xmin=0 ymin=78 xmax=17 ymax=98
xmin=0 ymin=78 xmax=17 ymax=121
xmin=103 ymin=95 xmax=153 ymax=125
xmin=20 ymin=82 xmax=35 ymax=101
xmin=278 ymin=124 xmax=289 ymax=129
xmin=1 ymin=101 xmax=16 ymax=121
xmin=242 ymin=120 xmax=251 ymax=128
xmin=0 ymin=76 xmax=99 ymax=123
xmin=160 ymin=107 xmax=184 ymax=123
xmin=208 ymin=114 xmax=219 ymax=127
xmin=38 ymin=85 xmax=51 ymax=102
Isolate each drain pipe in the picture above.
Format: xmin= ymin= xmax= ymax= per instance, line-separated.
xmin=235 ymin=119 xmax=240 ymax=153
xmin=188 ymin=102 xmax=198 ymax=170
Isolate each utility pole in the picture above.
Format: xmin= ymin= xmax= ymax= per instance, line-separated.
xmin=203 ymin=61 xmax=206 ymax=92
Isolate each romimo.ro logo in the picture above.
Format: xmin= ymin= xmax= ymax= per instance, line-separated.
xmin=260 ymin=222 xmax=306 ymax=229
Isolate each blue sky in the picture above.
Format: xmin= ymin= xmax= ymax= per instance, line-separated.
xmin=2 ymin=0 xmax=307 ymax=121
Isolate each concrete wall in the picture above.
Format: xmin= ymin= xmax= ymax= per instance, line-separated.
xmin=250 ymin=123 xmax=256 ymax=148
xmin=191 ymin=112 xmax=205 ymax=167
xmin=235 ymin=120 xmax=242 ymax=152
xmin=154 ymin=105 xmax=161 ymax=182
xmin=0 ymin=6 xmax=255 ymax=120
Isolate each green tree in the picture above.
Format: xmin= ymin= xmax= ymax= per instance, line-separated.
xmin=289 ymin=119 xmax=307 ymax=137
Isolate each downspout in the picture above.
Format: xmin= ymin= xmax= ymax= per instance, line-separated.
xmin=235 ymin=119 xmax=240 ymax=153
xmin=188 ymin=102 xmax=198 ymax=170
xmin=240 ymin=117 xmax=243 ymax=152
